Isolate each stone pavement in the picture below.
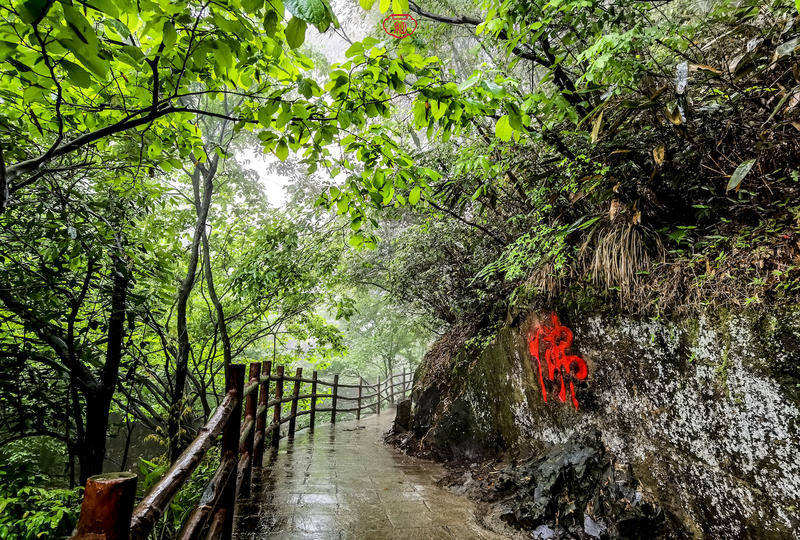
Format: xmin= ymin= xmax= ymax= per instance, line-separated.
xmin=233 ymin=409 xmax=508 ymax=539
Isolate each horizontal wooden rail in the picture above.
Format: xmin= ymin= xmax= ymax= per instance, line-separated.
xmin=243 ymin=380 xmax=259 ymax=397
xmin=177 ymin=453 xmax=236 ymax=539
xmin=74 ymin=364 xmax=414 ymax=540
xmin=127 ymin=389 xmax=238 ymax=538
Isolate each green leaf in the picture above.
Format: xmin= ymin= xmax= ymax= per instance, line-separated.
xmin=348 ymin=234 xmax=365 ymax=247
xmin=379 ymin=0 xmax=390 ymax=13
xmin=430 ymin=100 xmax=447 ymax=121
xmin=257 ymin=107 xmax=273 ymax=126
xmin=275 ymin=140 xmax=289 ymax=161
xmin=19 ymin=0 xmax=49 ymax=23
xmin=285 ymin=17 xmax=307 ymax=49
xmin=458 ymin=74 xmax=480 ymax=92
xmin=264 ymin=10 xmax=279 ymax=35
xmin=63 ymin=5 xmax=98 ymax=48
xmin=284 ymin=0 xmax=328 ymax=24
xmin=359 ymin=0 xmax=376 ymax=9
xmin=162 ymin=21 xmax=177 ymax=48
xmin=392 ymin=0 xmax=408 ymax=14
xmin=298 ymin=78 xmax=313 ymax=98
xmin=71 ymin=47 xmax=108 ymax=78
xmin=495 ymin=115 xmax=512 ymax=142
xmin=345 ymin=42 xmax=363 ymax=58
xmin=61 ymin=59 xmax=92 ymax=88
xmin=276 ymin=107 xmax=293 ymax=128
xmin=409 ymin=187 xmax=421 ymax=205
xmin=482 ymin=80 xmax=503 ymax=97
xmin=413 ymin=101 xmax=427 ymax=127
xmin=338 ymin=110 xmax=351 ymax=129
xmin=88 ymin=0 xmax=119 ymax=18
xmin=726 ymin=159 xmax=755 ymax=191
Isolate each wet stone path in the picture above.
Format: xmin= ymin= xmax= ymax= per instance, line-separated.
xmin=233 ymin=410 xmax=505 ymax=539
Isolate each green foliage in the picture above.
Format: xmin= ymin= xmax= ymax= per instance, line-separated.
xmin=330 ymin=292 xmax=432 ymax=378
xmin=0 ymin=478 xmax=80 ymax=539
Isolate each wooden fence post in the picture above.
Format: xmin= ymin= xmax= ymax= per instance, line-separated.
xmin=402 ymin=369 xmax=407 ymax=398
xmin=254 ymin=360 xmax=271 ymax=467
xmin=241 ymin=362 xmax=260 ymax=493
xmin=73 ymin=472 xmax=138 ymax=540
xmin=389 ymin=372 xmax=395 ymax=404
xmin=356 ymin=376 xmax=363 ymax=420
xmin=376 ymin=377 xmax=381 ymax=415
xmin=220 ymin=363 xmax=245 ymax=540
xmin=288 ymin=367 xmax=302 ymax=438
xmin=309 ymin=371 xmax=317 ymax=433
xmin=271 ymin=365 xmax=284 ymax=449
xmin=331 ymin=374 xmax=339 ymax=424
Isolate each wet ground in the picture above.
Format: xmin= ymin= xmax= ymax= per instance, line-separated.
xmin=233 ymin=409 xmax=508 ymax=539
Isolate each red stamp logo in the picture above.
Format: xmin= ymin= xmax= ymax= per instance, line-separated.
xmin=382 ymin=14 xmax=417 ymax=39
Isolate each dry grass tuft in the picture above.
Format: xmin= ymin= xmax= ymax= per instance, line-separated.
xmin=580 ymin=222 xmax=664 ymax=303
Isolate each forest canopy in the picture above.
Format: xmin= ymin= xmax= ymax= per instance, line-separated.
xmin=1 ymin=0 xmax=799 ymax=535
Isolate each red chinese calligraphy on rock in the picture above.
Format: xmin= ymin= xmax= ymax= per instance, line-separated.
xmin=529 ymin=314 xmax=588 ymax=410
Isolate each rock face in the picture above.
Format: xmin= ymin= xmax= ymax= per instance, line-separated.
xmin=393 ymin=398 xmax=412 ymax=432
xmin=410 ymin=310 xmax=800 ymax=538
xmin=491 ymin=429 xmax=685 ymax=538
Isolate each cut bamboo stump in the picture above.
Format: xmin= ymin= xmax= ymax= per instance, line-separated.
xmin=288 ymin=367 xmax=302 ymax=438
xmin=309 ymin=371 xmax=318 ymax=433
xmin=331 ymin=374 xmax=339 ymax=424
xmin=73 ymin=472 xmax=138 ymax=540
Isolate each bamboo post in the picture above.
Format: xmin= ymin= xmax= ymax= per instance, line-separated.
xmin=376 ymin=377 xmax=381 ymax=415
xmin=331 ymin=374 xmax=339 ymax=424
xmin=271 ymin=365 xmax=284 ymax=449
xmin=356 ymin=376 xmax=363 ymax=420
xmin=288 ymin=367 xmax=302 ymax=438
xmin=241 ymin=362 xmax=260 ymax=493
xmin=309 ymin=371 xmax=317 ymax=433
xmin=389 ymin=372 xmax=395 ymax=403
xmin=220 ymin=363 xmax=245 ymax=540
xmin=73 ymin=472 xmax=138 ymax=540
xmin=254 ymin=360 xmax=271 ymax=467
xmin=402 ymin=369 xmax=407 ymax=398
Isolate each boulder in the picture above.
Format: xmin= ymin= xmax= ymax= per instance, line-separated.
xmin=393 ymin=398 xmax=412 ymax=432
xmin=410 ymin=309 xmax=800 ymax=537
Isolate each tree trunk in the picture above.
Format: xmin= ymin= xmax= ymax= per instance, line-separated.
xmin=168 ymin=156 xmax=217 ymax=462
xmin=79 ymin=255 xmax=129 ymax=484
xmin=201 ymin=229 xmax=231 ymax=368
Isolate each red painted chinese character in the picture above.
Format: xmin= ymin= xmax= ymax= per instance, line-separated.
xmin=382 ymin=14 xmax=417 ymax=39
xmin=529 ymin=313 xmax=588 ymax=410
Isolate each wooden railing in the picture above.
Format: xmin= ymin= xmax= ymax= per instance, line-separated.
xmin=72 ymin=363 xmax=412 ymax=539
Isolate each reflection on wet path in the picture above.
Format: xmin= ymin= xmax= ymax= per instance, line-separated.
xmin=233 ymin=410 xmax=505 ymax=539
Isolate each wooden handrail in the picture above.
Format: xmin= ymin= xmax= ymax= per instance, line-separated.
xmin=74 ymin=365 xmax=414 ymax=540
xmin=128 ymin=389 xmax=238 ymax=538
xmin=177 ymin=453 xmax=236 ymax=539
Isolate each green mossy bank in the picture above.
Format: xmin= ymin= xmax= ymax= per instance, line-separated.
xmin=409 ymin=310 xmax=800 ymax=537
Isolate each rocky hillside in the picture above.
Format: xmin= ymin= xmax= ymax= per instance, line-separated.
xmin=404 ymin=310 xmax=800 ymax=538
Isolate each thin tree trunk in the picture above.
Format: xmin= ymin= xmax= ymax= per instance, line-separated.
xmin=168 ymin=156 xmax=217 ymax=462
xmin=201 ymin=230 xmax=231 ymax=367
